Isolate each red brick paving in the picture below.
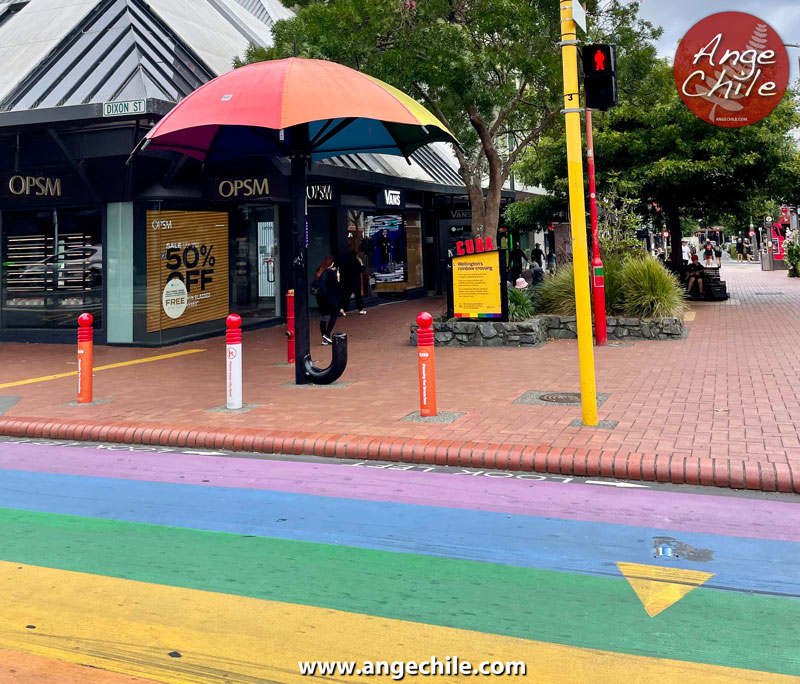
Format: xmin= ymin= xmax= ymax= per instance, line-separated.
xmin=1 ymin=258 xmax=799 ymax=492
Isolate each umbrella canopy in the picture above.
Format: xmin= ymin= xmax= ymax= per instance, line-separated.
xmin=143 ymin=57 xmax=457 ymax=161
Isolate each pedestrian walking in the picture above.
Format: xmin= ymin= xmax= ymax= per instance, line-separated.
xmin=311 ymin=255 xmax=340 ymax=345
xmin=745 ymin=239 xmax=754 ymax=262
xmin=703 ymin=240 xmax=714 ymax=267
xmin=546 ymin=251 xmax=557 ymax=272
xmin=681 ymin=240 xmax=690 ymax=265
xmin=736 ymin=237 xmax=744 ymax=262
xmin=656 ymin=247 xmax=666 ymax=262
xmin=713 ymin=242 xmax=722 ymax=268
xmin=530 ymin=242 xmax=544 ymax=267
xmin=339 ymin=251 xmax=366 ymax=315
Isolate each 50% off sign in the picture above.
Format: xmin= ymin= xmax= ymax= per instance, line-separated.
xmin=164 ymin=242 xmax=216 ymax=292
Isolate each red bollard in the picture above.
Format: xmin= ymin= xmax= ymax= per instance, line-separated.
xmin=286 ymin=289 xmax=295 ymax=364
xmin=77 ymin=313 xmax=93 ymax=404
xmin=416 ymin=312 xmax=437 ymax=417
xmin=226 ymin=313 xmax=242 ymax=410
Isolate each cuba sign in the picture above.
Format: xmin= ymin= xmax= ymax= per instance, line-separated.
xmin=674 ymin=12 xmax=789 ymax=127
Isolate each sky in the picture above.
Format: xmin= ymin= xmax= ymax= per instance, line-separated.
xmin=638 ymin=0 xmax=800 ymax=82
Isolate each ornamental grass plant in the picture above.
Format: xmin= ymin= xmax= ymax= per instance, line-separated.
xmin=618 ymin=258 xmax=686 ymax=319
xmin=536 ymin=257 xmax=685 ymax=320
xmin=537 ymin=264 xmax=577 ymax=315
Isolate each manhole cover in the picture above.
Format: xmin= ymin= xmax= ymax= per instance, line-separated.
xmin=538 ymin=392 xmax=582 ymax=404
xmin=755 ymin=292 xmax=784 ymax=295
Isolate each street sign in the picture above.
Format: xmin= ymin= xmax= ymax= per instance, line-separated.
xmin=662 ymin=231 xmax=669 ymax=238
xmin=103 ymin=99 xmax=146 ymax=117
xmin=571 ymin=1 xmax=587 ymax=33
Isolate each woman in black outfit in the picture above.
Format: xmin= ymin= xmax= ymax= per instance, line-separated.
xmin=314 ymin=255 xmax=340 ymax=345
xmin=339 ymin=251 xmax=366 ymax=315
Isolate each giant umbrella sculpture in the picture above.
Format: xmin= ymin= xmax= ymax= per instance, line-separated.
xmin=135 ymin=58 xmax=457 ymax=384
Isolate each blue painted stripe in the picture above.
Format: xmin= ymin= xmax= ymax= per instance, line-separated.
xmin=1 ymin=468 xmax=798 ymax=597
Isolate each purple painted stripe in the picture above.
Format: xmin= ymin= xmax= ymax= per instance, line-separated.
xmin=1 ymin=442 xmax=798 ymax=541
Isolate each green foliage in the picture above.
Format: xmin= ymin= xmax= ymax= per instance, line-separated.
xmin=784 ymin=241 xmax=800 ymax=278
xmin=508 ymin=287 xmax=537 ymax=321
xmin=503 ymin=195 xmax=564 ymax=233
xmin=728 ymin=243 xmax=738 ymax=260
xmin=601 ymin=254 xmax=626 ymax=314
xmin=618 ymin=258 xmax=686 ymax=319
xmin=600 ymin=238 xmax=647 ymax=261
xmin=537 ymin=265 xmax=577 ymax=315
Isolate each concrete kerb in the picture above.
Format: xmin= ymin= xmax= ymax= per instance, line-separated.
xmin=0 ymin=417 xmax=795 ymax=494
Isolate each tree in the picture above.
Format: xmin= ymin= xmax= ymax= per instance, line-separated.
xmin=520 ymin=52 xmax=800 ymax=271
xmin=236 ymin=0 xmax=568 ymax=239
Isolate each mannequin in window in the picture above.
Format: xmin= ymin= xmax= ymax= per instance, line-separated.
xmin=377 ymin=229 xmax=393 ymax=272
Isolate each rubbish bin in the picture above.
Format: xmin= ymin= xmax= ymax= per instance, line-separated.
xmin=761 ymin=250 xmax=774 ymax=271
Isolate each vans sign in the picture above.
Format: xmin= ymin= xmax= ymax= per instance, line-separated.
xmin=377 ymin=188 xmax=405 ymax=209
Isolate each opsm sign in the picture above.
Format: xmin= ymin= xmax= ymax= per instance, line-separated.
xmin=673 ymin=12 xmax=789 ymax=127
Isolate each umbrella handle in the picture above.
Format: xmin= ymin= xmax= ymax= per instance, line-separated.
xmin=303 ymin=333 xmax=347 ymax=384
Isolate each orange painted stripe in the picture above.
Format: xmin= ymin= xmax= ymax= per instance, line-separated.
xmin=0 ymin=648 xmax=163 ymax=683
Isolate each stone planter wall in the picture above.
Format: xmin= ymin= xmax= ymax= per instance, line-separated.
xmin=539 ymin=315 xmax=685 ymax=341
xmin=410 ymin=315 xmax=684 ymax=347
xmin=410 ymin=320 xmax=548 ymax=347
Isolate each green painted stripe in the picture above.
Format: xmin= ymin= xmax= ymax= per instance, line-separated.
xmin=1 ymin=507 xmax=799 ymax=676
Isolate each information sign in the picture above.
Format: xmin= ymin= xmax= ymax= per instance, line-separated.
xmin=452 ymin=250 xmax=506 ymax=320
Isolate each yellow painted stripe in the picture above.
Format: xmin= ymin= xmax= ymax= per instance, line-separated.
xmin=0 ymin=562 xmax=795 ymax=684
xmin=0 ymin=350 xmax=205 ymax=389
xmin=685 ymin=310 xmax=697 ymax=321
xmin=0 ymin=647 xmax=162 ymax=684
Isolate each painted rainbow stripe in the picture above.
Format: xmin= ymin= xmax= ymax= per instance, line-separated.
xmin=454 ymin=312 xmax=502 ymax=318
xmin=0 ymin=441 xmax=798 ymax=683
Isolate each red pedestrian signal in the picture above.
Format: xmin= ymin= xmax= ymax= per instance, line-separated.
xmin=582 ymin=44 xmax=617 ymax=111
xmin=594 ymin=50 xmax=605 ymax=71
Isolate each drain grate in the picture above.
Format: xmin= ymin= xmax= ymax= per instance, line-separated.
xmin=755 ymin=292 xmax=784 ymax=295
xmin=538 ymin=392 xmax=583 ymax=404
xmin=513 ymin=390 xmax=610 ymax=406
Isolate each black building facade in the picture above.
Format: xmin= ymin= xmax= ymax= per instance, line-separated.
xmin=0 ymin=0 xmax=474 ymax=345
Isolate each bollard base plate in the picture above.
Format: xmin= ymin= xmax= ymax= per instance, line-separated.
xmin=62 ymin=398 xmax=113 ymax=407
xmin=402 ymin=410 xmax=463 ymax=424
xmin=205 ymin=404 xmax=263 ymax=414
xmin=568 ymin=418 xmax=619 ymax=430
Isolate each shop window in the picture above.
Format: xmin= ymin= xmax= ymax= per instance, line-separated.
xmin=2 ymin=208 xmax=103 ymax=329
xmin=355 ymin=211 xmax=422 ymax=293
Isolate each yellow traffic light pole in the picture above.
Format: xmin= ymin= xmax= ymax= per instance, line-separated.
xmin=559 ymin=0 xmax=598 ymax=426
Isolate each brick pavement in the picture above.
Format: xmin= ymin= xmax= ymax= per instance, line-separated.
xmin=1 ymin=255 xmax=799 ymax=492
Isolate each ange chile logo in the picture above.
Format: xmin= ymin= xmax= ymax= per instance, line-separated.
xmin=673 ymin=11 xmax=789 ymax=128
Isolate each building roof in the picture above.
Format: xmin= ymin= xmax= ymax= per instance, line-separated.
xmin=0 ymin=0 xmax=542 ymax=194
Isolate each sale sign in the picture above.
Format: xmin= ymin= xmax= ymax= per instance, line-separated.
xmin=146 ymin=211 xmax=229 ymax=332
xmin=673 ymin=12 xmax=789 ymax=127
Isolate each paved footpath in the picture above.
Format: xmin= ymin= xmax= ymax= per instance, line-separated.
xmin=1 ymin=258 xmax=800 ymax=491
xmin=1 ymin=441 xmax=799 ymax=682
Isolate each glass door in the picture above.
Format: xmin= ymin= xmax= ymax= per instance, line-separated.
xmin=231 ymin=205 xmax=280 ymax=320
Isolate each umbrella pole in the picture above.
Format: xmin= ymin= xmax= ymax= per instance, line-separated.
xmin=290 ymin=131 xmax=311 ymax=385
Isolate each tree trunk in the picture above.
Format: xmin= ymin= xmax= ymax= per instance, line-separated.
xmin=467 ymin=181 xmax=486 ymax=238
xmin=664 ymin=204 xmax=684 ymax=279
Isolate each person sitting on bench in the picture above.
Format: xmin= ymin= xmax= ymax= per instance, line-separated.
xmin=686 ymin=254 xmax=705 ymax=297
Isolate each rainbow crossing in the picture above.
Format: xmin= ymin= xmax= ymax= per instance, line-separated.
xmin=0 ymin=441 xmax=798 ymax=683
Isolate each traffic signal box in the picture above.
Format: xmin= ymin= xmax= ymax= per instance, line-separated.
xmin=582 ymin=44 xmax=617 ymax=111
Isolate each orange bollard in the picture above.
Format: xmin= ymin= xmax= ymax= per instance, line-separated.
xmin=77 ymin=313 xmax=93 ymax=404
xmin=416 ymin=312 xmax=437 ymax=417
xmin=286 ymin=289 xmax=295 ymax=364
